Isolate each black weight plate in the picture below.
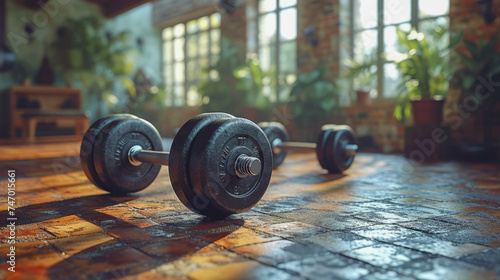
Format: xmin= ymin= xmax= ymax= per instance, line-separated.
xmin=316 ymin=124 xmax=343 ymax=170
xmin=169 ymin=113 xmax=235 ymax=213
xmin=189 ymin=117 xmax=273 ymax=218
xmin=315 ymin=127 xmax=334 ymax=171
xmin=94 ymin=118 xmax=163 ymax=194
xmin=80 ymin=114 xmax=136 ymax=191
xmin=325 ymin=127 xmax=357 ymax=173
xmin=258 ymin=122 xmax=289 ymax=169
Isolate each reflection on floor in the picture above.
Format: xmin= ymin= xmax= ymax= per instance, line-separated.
xmin=0 ymin=143 xmax=499 ymax=279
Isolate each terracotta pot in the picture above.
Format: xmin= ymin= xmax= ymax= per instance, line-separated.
xmin=410 ymin=98 xmax=445 ymax=125
xmin=356 ymin=90 xmax=371 ymax=106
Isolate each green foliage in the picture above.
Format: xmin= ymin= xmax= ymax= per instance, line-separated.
xmin=198 ymin=38 xmax=239 ymax=113
xmin=51 ymin=17 xmax=137 ymax=117
xmin=287 ymin=65 xmax=340 ymax=126
xmin=452 ymin=36 xmax=500 ymax=109
xmin=199 ymin=38 xmax=275 ymax=113
xmin=123 ymin=83 xmax=169 ymax=117
xmin=389 ymin=25 xmax=463 ymax=123
xmin=344 ymin=51 xmax=377 ymax=91
xmin=233 ymin=59 xmax=275 ymax=110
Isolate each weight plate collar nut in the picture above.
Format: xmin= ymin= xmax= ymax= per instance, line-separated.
xmin=128 ymin=145 xmax=143 ymax=166
xmin=235 ymin=154 xmax=261 ymax=178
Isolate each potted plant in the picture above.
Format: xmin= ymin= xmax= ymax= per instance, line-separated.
xmin=51 ymin=17 xmax=137 ymax=119
xmin=344 ymin=52 xmax=377 ymax=106
xmin=451 ymin=36 xmax=500 ymax=160
xmin=287 ymin=64 xmax=341 ymax=140
xmin=390 ymin=25 xmax=462 ymax=124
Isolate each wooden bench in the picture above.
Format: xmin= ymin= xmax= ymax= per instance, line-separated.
xmin=22 ymin=112 xmax=89 ymax=143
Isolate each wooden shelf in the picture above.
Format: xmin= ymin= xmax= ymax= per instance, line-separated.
xmin=9 ymin=86 xmax=85 ymax=139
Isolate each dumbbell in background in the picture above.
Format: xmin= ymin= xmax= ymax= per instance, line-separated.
xmin=258 ymin=122 xmax=358 ymax=173
xmin=79 ymin=113 xmax=273 ymax=218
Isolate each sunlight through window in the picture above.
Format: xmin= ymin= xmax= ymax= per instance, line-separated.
xmin=342 ymin=0 xmax=450 ymax=99
xmin=162 ymin=14 xmax=220 ymax=106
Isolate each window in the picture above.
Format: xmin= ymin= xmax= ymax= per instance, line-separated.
xmin=249 ymin=0 xmax=297 ymax=103
xmin=162 ymin=14 xmax=221 ymax=106
xmin=342 ymin=0 xmax=449 ymax=99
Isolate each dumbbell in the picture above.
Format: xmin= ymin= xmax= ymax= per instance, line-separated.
xmin=80 ymin=113 xmax=273 ymax=218
xmin=258 ymin=122 xmax=358 ymax=173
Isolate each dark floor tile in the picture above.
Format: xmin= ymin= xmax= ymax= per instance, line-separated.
xmin=395 ymin=257 xmax=499 ymax=280
xmin=106 ymin=226 xmax=179 ymax=242
xmin=359 ymin=271 xmax=415 ymax=280
xmin=436 ymin=228 xmax=500 ymax=247
xmin=278 ymin=253 xmax=371 ymax=280
xmin=343 ymin=244 xmax=428 ymax=268
xmin=354 ymin=211 xmax=417 ymax=224
xmin=434 ymin=213 xmax=500 ymax=230
xmin=309 ymin=215 xmax=375 ymax=230
xmin=399 ymin=219 xmax=463 ymax=234
xmin=229 ymin=212 xmax=293 ymax=228
xmin=233 ymin=239 xmax=328 ymax=266
xmin=276 ymin=207 xmax=373 ymax=223
xmin=394 ymin=236 xmax=489 ymax=258
xmin=199 ymin=227 xmax=281 ymax=248
xmin=351 ymin=224 xmax=428 ymax=242
xmin=189 ymin=261 xmax=302 ymax=280
xmin=252 ymin=221 xmax=329 ymax=238
xmin=135 ymin=237 xmax=209 ymax=259
xmin=459 ymin=248 xmax=500 ymax=273
xmin=296 ymin=231 xmax=378 ymax=253
xmin=252 ymin=200 xmax=305 ymax=214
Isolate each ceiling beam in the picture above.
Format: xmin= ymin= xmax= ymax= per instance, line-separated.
xmin=90 ymin=0 xmax=156 ymax=18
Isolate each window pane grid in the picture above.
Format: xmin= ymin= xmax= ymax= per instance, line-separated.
xmin=257 ymin=0 xmax=297 ymax=103
xmin=346 ymin=0 xmax=449 ymax=99
xmin=162 ymin=14 xmax=220 ymax=107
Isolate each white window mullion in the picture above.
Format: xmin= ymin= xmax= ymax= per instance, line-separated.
xmin=412 ymin=0 xmax=419 ymax=30
xmin=275 ymin=0 xmax=281 ymax=102
xmin=377 ymin=0 xmax=384 ymax=100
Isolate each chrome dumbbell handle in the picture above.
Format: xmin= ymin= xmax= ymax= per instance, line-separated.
xmin=128 ymin=145 xmax=261 ymax=178
xmin=272 ymin=139 xmax=358 ymax=157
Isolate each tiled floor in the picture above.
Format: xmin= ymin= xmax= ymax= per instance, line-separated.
xmin=0 ymin=142 xmax=500 ymax=280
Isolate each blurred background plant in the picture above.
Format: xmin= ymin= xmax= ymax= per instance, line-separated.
xmin=233 ymin=58 xmax=275 ymax=111
xmin=51 ymin=16 xmax=137 ymax=119
xmin=122 ymin=78 xmax=169 ymax=118
xmin=344 ymin=51 xmax=377 ymax=103
xmin=287 ymin=64 xmax=341 ymax=129
xmin=451 ymin=35 xmax=500 ymax=151
xmin=452 ymin=36 xmax=500 ymax=110
xmin=198 ymin=38 xmax=239 ymax=114
xmin=199 ymin=38 xmax=275 ymax=118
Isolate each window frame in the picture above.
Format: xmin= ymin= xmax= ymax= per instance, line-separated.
xmin=346 ymin=0 xmax=450 ymax=102
xmin=255 ymin=0 xmax=298 ymax=103
xmin=161 ymin=13 xmax=221 ymax=107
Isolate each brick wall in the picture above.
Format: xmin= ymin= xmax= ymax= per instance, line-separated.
xmin=296 ymin=0 xmax=340 ymax=76
xmin=344 ymin=104 xmax=405 ymax=153
xmin=153 ymin=0 xmax=247 ymax=59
